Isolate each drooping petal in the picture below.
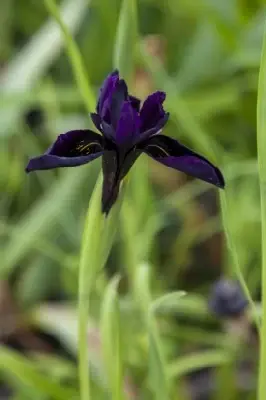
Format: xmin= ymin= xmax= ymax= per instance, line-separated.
xmin=25 ymin=130 xmax=103 ymax=172
xmin=101 ymin=149 xmax=120 ymax=215
xmin=141 ymin=135 xmax=225 ymax=188
xmin=97 ymin=70 xmax=119 ymax=115
xmin=119 ymin=147 xmax=142 ymax=181
xmin=116 ymin=101 xmax=140 ymax=146
xmin=140 ymin=91 xmax=166 ymax=133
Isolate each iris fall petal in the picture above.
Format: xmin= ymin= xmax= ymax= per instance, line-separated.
xmin=142 ymin=135 xmax=225 ymax=188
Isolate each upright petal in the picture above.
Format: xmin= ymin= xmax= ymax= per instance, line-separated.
xmin=25 ymin=130 xmax=103 ymax=172
xmin=97 ymin=70 xmax=119 ymax=115
xmin=140 ymin=91 xmax=166 ymax=133
xmin=141 ymin=135 xmax=225 ymax=188
xmin=134 ymin=112 xmax=169 ymax=145
xmin=90 ymin=113 xmax=102 ymax=132
xmin=110 ymin=79 xmax=128 ymax=129
xmin=116 ymin=101 xmax=140 ymax=146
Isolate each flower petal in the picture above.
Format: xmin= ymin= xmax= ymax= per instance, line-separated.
xmin=142 ymin=135 xmax=225 ymax=188
xmin=129 ymin=95 xmax=141 ymax=111
xmin=101 ymin=149 xmax=120 ymax=215
xmin=110 ymin=79 xmax=128 ymax=129
xmin=90 ymin=113 xmax=102 ymax=132
xmin=25 ymin=130 xmax=103 ymax=172
xmin=140 ymin=91 xmax=166 ymax=133
xmin=134 ymin=112 xmax=169 ymax=145
xmin=116 ymin=101 xmax=140 ymax=146
xmin=97 ymin=70 xmax=119 ymax=115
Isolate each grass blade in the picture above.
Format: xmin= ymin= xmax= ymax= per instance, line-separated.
xmin=2 ymin=167 xmax=90 ymax=277
xmin=0 ymin=0 xmax=89 ymax=136
xmin=100 ymin=276 xmax=124 ymax=400
xmin=0 ymin=346 xmax=78 ymax=400
xmin=113 ymin=0 xmax=138 ymax=82
xmin=257 ymin=15 xmax=266 ymax=400
xmin=44 ymin=0 xmax=95 ymax=112
xmin=148 ymin=311 xmax=168 ymax=400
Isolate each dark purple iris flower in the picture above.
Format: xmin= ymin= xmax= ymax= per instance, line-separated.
xmin=26 ymin=70 xmax=225 ymax=214
xmin=209 ymin=278 xmax=248 ymax=318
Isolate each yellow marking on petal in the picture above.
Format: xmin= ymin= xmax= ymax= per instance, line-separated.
xmin=76 ymin=141 xmax=101 ymax=154
xmin=147 ymin=144 xmax=170 ymax=156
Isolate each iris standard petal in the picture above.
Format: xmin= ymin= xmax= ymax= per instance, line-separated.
xmin=25 ymin=129 xmax=103 ymax=172
xmin=134 ymin=112 xmax=169 ymax=145
xmin=140 ymin=91 xmax=166 ymax=133
xmin=90 ymin=113 xmax=102 ymax=132
xmin=116 ymin=101 xmax=140 ymax=146
xmin=97 ymin=70 xmax=119 ymax=115
xmin=110 ymin=79 xmax=128 ymax=129
xmin=142 ymin=135 xmax=225 ymax=188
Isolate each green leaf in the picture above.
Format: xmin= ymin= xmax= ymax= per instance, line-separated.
xmin=0 ymin=346 xmax=78 ymax=400
xmin=138 ymin=44 xmax=221 ymax=161
xmin=257 ymin=14 xmax=266 ymax=400
xmin=168 ymin=350 xmax=229 ymax=379
xmin=148 ymin=316 xmax=169 ymax=400
xmin=151 ymin=291 xmax=187 ymax=314
xmin=134 ymin=264 xmax=169 ymax=400
xmin=45 ymin=0 xmax=96 ymax=112
xmin=78 ymin=174 xmax=124 ymax=399
xmin=0 ymin=0 xmax=89 ymax=137
xmin=113 ymin=0 xmax=138 ymax=83
xmin=100 ymin=276 xmax=124 ymax=400
xmin=2 ymin=167 xmax=92 ymax=277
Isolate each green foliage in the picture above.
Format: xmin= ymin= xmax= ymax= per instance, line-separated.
xmin=0 ymin=0 xmax=264 ymax=399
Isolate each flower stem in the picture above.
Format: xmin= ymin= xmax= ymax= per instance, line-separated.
xmin=77 ymin=177 xmax=103 ymax=400
xmin=257 ymin=18 xmax=266 ymax=400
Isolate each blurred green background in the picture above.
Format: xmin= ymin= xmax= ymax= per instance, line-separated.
xmin=0 ymin=0 xmax=264 ymax=399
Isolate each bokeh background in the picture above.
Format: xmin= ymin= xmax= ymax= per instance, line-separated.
xmin=0 ymin=0 xmax=264 ymax=399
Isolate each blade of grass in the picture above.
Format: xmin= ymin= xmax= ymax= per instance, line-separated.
xmin=0 ymin=0 xmax=89 ymax=137
xmin=138 ymin=44 xmax=220 ymax=160
xmin=0 ymin=346 xmax=78 ymax=400
xmin=148 ymin=314 xmax=169 ymax=400
xmin=151 ymin=291 xmax=187 ymax=314
xmin=219 ymin=191 xmax=261 ymax=335
xmin=2 ymin=167 xmax=91 ymax=277
xmin=113 ymin=0 xmax=138 ymax=83
xmin=78 ymin=175 xmax=124 ymax=400
xmin=44 ymin=0 xmax=95 ymax=112
xmin=78 ymin=176 xmax=104 ymax=400
xmin=257 ymin=15 xmax=266 ymax=400
xmin=134 ymin=264 xmax=169 ymax=400
xmin=100 ymin=276 xmax=124 ymax=400
xmin=168 ymin=350 xmax=229 ymax=379
xmin=42 ymin=2 xmax=103 ymax=399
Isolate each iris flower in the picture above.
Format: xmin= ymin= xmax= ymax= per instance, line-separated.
xmin=209 ymin=279 xmax=248 ymax=318
xmin=26 ymin=70 xmax=224 ymax=214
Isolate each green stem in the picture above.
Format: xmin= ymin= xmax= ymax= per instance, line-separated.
xmin=77 ymin=177 xmax=103 ymax=400
xmin=257 ymin=17 xmax=266 ymax=400
xmin=219 ymin=191 xmax=261 ymax=336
